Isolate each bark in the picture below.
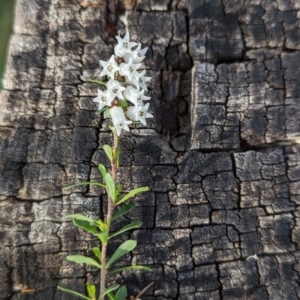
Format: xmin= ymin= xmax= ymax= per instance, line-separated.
xmin=1 ymin=0 xmax=300 ymax=299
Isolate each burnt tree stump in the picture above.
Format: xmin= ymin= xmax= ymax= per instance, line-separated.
xmin=1 ymin=0 xmax=300 ymax=299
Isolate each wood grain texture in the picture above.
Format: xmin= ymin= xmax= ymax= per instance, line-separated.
xmin=1 ymin=0 xmax=300 ymax=299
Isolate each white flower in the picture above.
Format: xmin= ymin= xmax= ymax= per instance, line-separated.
xmin=115 ymin=32 xmax=137 ymax=57
xmin=119 ymin=57 xmax=141 ymax=81
xmin=106 ymin=79 xmax=126 ymax=102
xmin=126 ymin=70 xmax=151 ymax=91
xmin=134 ymin=90 xmax=151 ymax=106
xmin=126 ymin=103 xmax=153 ymax=125
xmin=93 ymin=89 xmax=112 ymax=110
xmin=99 ymin=55 xmax=119 ymax=79
xmin=110 ymin=106 xmax=132 ymax=136
xmin=124 ymin=86 xmax=150 ymax=106
xmin=124 ymin=43 xmax=148 ymax=64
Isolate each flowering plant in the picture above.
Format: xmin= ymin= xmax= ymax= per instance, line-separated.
xmin=57 ymin=32 xmax=153 ymax=300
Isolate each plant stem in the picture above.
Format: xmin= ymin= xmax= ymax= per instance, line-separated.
xmin=99 ymin=132 xmax=119 ymax=299
xmin=100 ymin=245 xmax=107 ymax=299
xmin=133 ymin=282 xmax=154 ymax=300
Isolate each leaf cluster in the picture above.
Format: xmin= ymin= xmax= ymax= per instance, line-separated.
xmin=59 ymin=145 xmax=150 ymax=299
xmin=58 ymin=284 xmax=128 ymax=300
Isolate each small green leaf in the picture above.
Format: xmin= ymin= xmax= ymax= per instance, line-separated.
xmin=107 ymin=240 xmax=137 ymax=268
xmin=67 ymin=255 xmax=101 ymax=269
xmin=108 ymin=125 xmax=115 ymax=132
xmin=58 ymin=286 xmax=90 ymax=300
xmin=115 ymin=286 xmax=127 ymax=300
xmin=103 ymin=145 xmax=113 ymax=161
xmin=112 ymin=203 xmax=135 ymax=221
xmin=65 ymin=214 xmax=107 ymax=234
xmin=109 ymin=221 xmax=142 ymax=240
xmin=105 ymin=173 xmax=116 ymax=201
xmin=97 ymin=219 xmax=107 ymax=232
xmin=99 ymin=284 xmax=120 ymax=299
xmin=98 ymin=164 xmax=107 ymax=181
xmin=90 ymin=79 xmax=106 ymax=86
xmin=115 ymin=184 xmax=123 ymax=200
xmin=107 ymin=291 xmax=116 ymax=300
xmin=117 ymin=187 xmax=149 ymax=205
xmin=73 ymin=219 xmax=99 ymax=234
xmin=96 ymin=231 xmax=108 ymax=245
xmin=86 ymin=282 xmax=96 ymax=300
xmin=93 ymin=247 xmax=102 ymax=263
xmin=108 ymin=265 xmax=152 ymax=275
xmin=65 ymin=214 xmax=98 ymax=225
xmin=64 ymin=181 xmax=106 ymax=189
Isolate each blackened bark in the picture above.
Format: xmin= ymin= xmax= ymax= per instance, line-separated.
xmin=1 ymin=0 xmax=300 ymax=299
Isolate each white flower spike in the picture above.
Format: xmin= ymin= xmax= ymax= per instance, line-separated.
xmin=111 ymin=106 xmax=132 ymax=136
xmin=99 ymin=55 xmax=119 ymax=79
xmin=115 ymin=32 xmax=137 ymax=58
xmin=93 ymin=31 xmax=153 ymax=135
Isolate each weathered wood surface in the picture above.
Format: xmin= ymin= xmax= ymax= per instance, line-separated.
xmin=1 ymin=0 xmax=300 ymax=299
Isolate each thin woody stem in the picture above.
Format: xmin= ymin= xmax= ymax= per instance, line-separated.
xmin=112 ymin=133 xmax=119 ymax=178
xmin=133 ymin=282 xmax=154 ymax=300
xmin=99 ymin=132 xmax=119 ymax=299
xmin=100 ymin=245 xmax=107 ymax=298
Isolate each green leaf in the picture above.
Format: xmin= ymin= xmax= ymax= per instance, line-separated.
xmin=115 ymin=286 xmax=127 ymax=300
xmin=65 ymin=214 xmax=106 ymax=234
xmin=98 ymin=164 xmax=107 ymax=181
xmin=65 ymin=214 xmax=98 ymax=225
xmin=57 ymin=286 xmax=91 ymax=300
xmin=109 ymin=221 xmax=142 ymax=240
xmin=108 ymin=265 xmax=152 ymax=275
xmin=73 ymin=219 xmax=99 ymax=234
xmin=67 ymin=255 xmax=101 ymax=269
xmin=105 ymin=173 xmax=116 ymax=201
xmin=115 ymin=184 xmax=123 ymax=200
xmin=90 ymin=79 xmax=106 ymax=86
xmin=92 ymin=247 xmax=102 ymax=263
xmin=97 ymin=219 xmax=107 ymax=232
xmin=103 ymin=144 xmax=113 ymax=161
xmin=86 ymin=282 xmax=96 ymax=300
xmin=99 ymin=284 xmax=120 ymax=299
xmin=112 ymin=203 xmax=135 ymax=221
xmin=117 ymin=187 xmax=149 ymax=205
xmin=106 ymin=240 xmax=137 ymax=268
xmin=96 ymin=231 xmax=108 ymax=245
xmin=107 ymin=292 xmax=116 ymax=300
xmin=64 ymin=181 xmax=106 ymax=189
